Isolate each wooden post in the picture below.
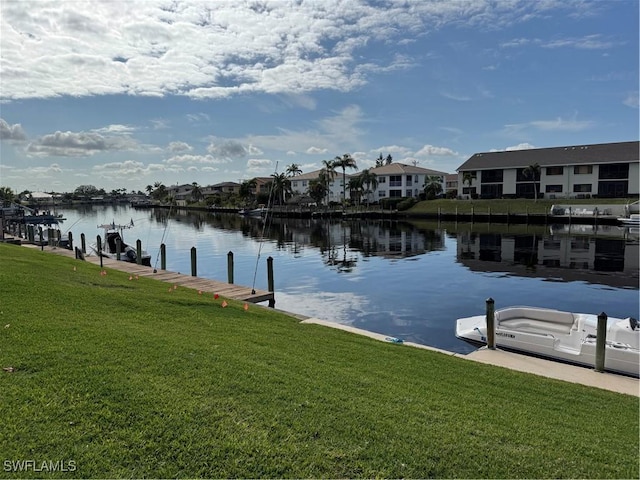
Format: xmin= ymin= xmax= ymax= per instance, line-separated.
xmin=136 ymin=240 xmax=142 ymax=265
xmin=595 ymin=312 xmax=607 ymax=373
xmin=68 ymin=231 xmax=73 ymax=250
xmin=486 ymin=298 xmax=496 ymax=350
xmin=191 ymin=247 xmax=197 ymax=277
xmin=81 ymin=233 xmax=86 ymax=254
xmin=96 ymin=235 xmax=103 ymax=268
xmin=160 ymin=243 xmax=166 ymax=270
xmin=227 ymin=251 xmax=234 ymax=284
xmin=267 ymin=256 xmax=275 ymax=308
xmin=115 ymin=237 xmax=121 ymax=261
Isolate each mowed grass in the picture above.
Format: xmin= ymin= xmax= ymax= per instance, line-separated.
xmin=0 ymin=243 xmax=638 ymax=479
xmin=407 ymin=197 xmax=638 ymax=215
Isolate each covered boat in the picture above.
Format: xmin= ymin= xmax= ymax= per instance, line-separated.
xmin=456 ymin=307 xmax=639 ymax=377
xmin=89 ymin=221 xmax=152 ymax=266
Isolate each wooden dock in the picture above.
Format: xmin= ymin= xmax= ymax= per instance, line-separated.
xmin=21 ymin=243 xmax=275 ymax=305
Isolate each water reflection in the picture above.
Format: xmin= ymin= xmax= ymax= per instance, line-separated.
xmin=140 ymin=208 xmax=639 ymax=287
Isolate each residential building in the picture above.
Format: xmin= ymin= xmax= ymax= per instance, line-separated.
xmin=444 ymin=174 xmax=458 ymax=197
xmin=289 ymin=169 xmax=353 ymax=203
xmin=457 ymin=141 xmax=639 ymax=199
xmin=366 ymin=163 xmax=448 ymax=202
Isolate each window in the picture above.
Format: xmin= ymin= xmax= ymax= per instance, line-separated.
xmin=406 ymin=175 xmax=413 ymax=184
xmin=378 ymin=190 xmax=386 ymax=198
xmin=389 ymin=175 xmax=402 ymax=187
xmin=462 ymin=187 xmax=477 ymax=195
xmin=574 ymin=165 xmax=593 ymax=175
xmin=406 ymin=189 xmax=412 ymax=197
xmin=545 ymin=185 xmax=563 ymax=193
xmin=481 ymin=169 xmax=503 ymax=183
xmin=546 ymin=166 xmax=564 ymax=175
xmin=302 ymin=180 xmax=307 ymax=187
xmin=292 ymin=181 xmax=298 ymax=187
xmin=389 ymin=189 xmax=402 ymax=197
xmin=573 ymin=184 xmax=592 ymax=193
xmin=599 ymin=163 xmax=629 ymax=180
xmin=516 ymin=168 xmax=540 ymax=182
xmin=378 ymin=177 xmax=386 ymax=184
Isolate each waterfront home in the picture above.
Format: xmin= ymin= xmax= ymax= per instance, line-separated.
xmin=364 ymin=163 xmax=449 ymax=203
xmin=457 ymin=141 xmax=639 ymax=200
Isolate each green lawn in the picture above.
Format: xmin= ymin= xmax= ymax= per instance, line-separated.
xmin=0 ymin=243 xmax=638 ymax=478
xmin=406 ymin=197 xmax=638 ymax=215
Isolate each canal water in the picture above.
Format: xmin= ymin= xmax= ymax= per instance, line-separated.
xmin=58 ymin=204 xmax=639 ymax=354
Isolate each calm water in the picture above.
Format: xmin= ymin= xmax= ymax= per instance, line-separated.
xmin=58 ymin=204 xmax=639 ymax=354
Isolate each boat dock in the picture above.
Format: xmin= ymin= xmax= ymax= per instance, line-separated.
xmin=22 ymin=243 xmax=275 ymax=305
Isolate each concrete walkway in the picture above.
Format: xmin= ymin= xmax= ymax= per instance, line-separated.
xmin=301 ymin=318 xmax=639 ymax=397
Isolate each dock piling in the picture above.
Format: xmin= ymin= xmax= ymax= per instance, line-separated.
xmin=595 ymin=312 xmax=608 ymax=373
xmin=227 ymin=251 xmax=234 ymax=284
xmin=190 ymin=247 xmax=197 ymax=277
xmin=267 ymin=256 xmax=275 ymax=308
xmin=486 ymin=298 xmax=496 ymax=350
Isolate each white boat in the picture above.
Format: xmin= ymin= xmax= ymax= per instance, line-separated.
xmin=239 ymin=206 xmax=268 ymax=217
xmin=617 ymin=214 xmax=640 ymax=226
xmin=89 ymin=221 xmax=152 ymax=266
xmin=456 ymin=306 xmax=639 ymax=377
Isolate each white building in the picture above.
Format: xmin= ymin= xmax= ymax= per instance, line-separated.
xmin=366 ymin=163 xmax=448 ymax=202
xmin=289 ymin=169 xmax=353 ymax=203
xmin=457 ymin=141 xmax=639 ymax=199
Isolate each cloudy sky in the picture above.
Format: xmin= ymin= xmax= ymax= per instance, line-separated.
xmin=1 ymin=0 xmax=638 ymax=194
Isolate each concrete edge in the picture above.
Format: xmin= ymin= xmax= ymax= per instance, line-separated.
xmin=300 ymin=318 xmax=639 ymax=397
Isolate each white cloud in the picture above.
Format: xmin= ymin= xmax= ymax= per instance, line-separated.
xmin=506 ymin=143 xmax=536 ymax=151
xmin=414 ymin=145 xmax=458 ymax=157
xmin=1 ymin=1 xmax=578 ymax=101
xmin=168 ymin=141 xmax=193 ymax=153
xmin=0 ymin=118 xmax=27 ymax=140
xmin=306 ymin=146 xmax=327 ymax=154
xmin=26 ymin=130 xmax=139 ymax=157
xmin=623 ymin=91 xmax=639 ymax=109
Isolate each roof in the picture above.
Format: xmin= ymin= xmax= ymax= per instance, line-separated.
xmin=370 ymin=163 xmax=449 ymax=176
xmin=458 ymin=141 xmax=639 ymax=171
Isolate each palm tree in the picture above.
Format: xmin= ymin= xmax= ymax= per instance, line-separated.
xmin=270 ymin=172 xmax=291 ymax=205
xmin=190 ymin=182 xmax=203 ymax=203
xmin=239 ymin=178 xmax=257 ymax=204
xmin=358 ymin=169 xmax=378 ymax=206
xmin=307 ymin=178 xmax=328 ymax=206
xmin=523 ymin=163 xmax=541 ymax=202
xmin=321 ymin=159 xmax=337 ymax=204
xmin=462 ymin=172 xmax=474 ymax=199
xmin=423 ymin=175 xmax=443 ymax=200
xmin=333 ymin=153 xmax=358 ymax=206
xmin=285 ymin=163 xmax=302 ymax=177
xmin=348 ymin=177 xmax=363 ymax=207
xmin=375 ymin=153 xmax=385 ymax=167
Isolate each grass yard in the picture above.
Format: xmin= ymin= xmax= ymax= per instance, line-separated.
xmin=407 ymin=197 xmax=638 ymax=215
xmin=0 ymin=243 xmax=638 ymax=478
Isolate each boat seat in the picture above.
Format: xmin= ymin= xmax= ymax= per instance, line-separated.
xmin=497 ymin=308 xmax=576 ymax=335
xmin=498 ymin=319 xmax=573 ymax=335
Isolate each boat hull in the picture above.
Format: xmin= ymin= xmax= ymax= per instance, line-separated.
xmin=456 ymin=307 xmax=640 ymax=377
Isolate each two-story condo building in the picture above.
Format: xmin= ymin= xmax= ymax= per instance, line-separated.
xmin=366 ymin=163 xmax=449 ymax=203
xmin=457 ymin=141 xmax=639 ymax=199
xmin=289 ymin=169 xmax=353 ymax=203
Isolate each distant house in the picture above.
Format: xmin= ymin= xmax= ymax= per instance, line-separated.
xmin=206 ymin=182 xmax=240 ymax=195
xmin=444 ymin=174 xmax=458 ymax=197
xmin=289 ymin=169 xmax=354 ymax=203
xmin=366 ymin=163 xmax=449 ymax=202
xmin=457 ymin=141 xmax=639 ymax=199
xmin=166 ymin=184 xmax=194 ymax=206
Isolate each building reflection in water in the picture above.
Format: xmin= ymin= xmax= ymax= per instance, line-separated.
xmin=456 ymin=223 xmax=639 ymax=289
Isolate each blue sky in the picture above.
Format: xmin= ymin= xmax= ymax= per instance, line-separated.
xmin=0 ymin=0 xmax=638 ymax=194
